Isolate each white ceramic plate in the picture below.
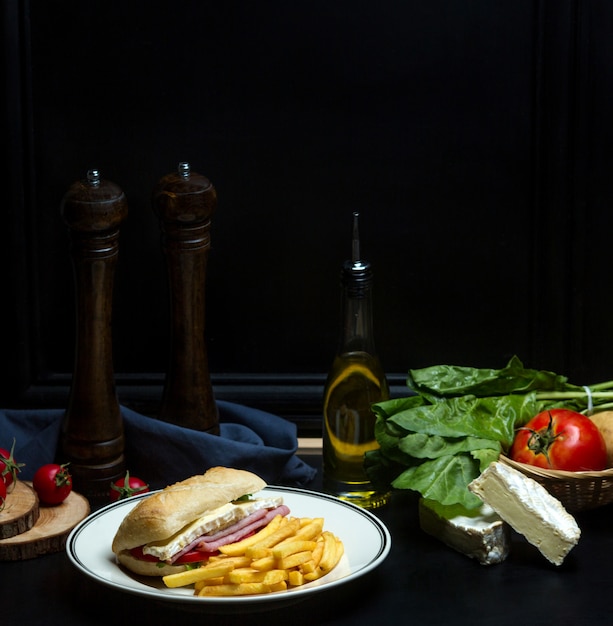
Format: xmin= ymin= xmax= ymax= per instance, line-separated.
xmin=67 ymin=485 xmax=391 ymax=610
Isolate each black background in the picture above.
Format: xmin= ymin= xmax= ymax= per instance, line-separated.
xmin=3 ymin=1 xmax=613 ymax=429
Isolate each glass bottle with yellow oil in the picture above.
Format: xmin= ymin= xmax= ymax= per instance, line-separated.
xmin=322 ymin=212 xmax=390 ymax=509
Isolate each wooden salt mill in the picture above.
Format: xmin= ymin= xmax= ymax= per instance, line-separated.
xmin=60 ymin=169 xmax=127 ymax=497
xmin=153 ymin=162 xmax=219 ymax=433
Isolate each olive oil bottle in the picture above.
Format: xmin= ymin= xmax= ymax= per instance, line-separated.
xmin=322 ymin=212 xmax=390 ymax=509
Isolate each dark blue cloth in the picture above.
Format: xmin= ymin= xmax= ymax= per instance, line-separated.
xmin=0 ymin=401 xmax=317 ymax=489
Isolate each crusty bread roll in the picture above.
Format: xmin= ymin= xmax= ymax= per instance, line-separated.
xmin=112 ymin=466 xmax=266 ymax=554
xmin=115 ymin=550 xmax=188 ymax=577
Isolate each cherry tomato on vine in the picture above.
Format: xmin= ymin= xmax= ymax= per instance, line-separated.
xmin=509 ymin=408 xmax=607 ymax=471
xmin=0 ymin=439 xmax=25 ymax=490
xmin=32 ymin=463 xmax=72 ymax=505
xmin=0 ymin=479 xmax=6 ymax=512
xmin=110 ymin=471 xmax=149 ymax=502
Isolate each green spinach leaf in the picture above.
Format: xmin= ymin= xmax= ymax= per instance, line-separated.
xmin=368 ymin=355 xmax=613 ymax=508
xmin=406 ymin=355 xmax=573 ymax=397
xmin=398 ymin=433 xmax=501 ymax=459
xmin=392 ymin=455 xmax=483 ymax=509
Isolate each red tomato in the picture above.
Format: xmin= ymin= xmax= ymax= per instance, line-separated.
xmin=174 ymin=549 xmax=217 ymax=564
xmin=32 ymin=463 xmax=73 ymax=505
xmin=128 ymin=546 xmax=216 ymax=565
xmin=128 ymin=547 xmax=160 ymax=562
xmin=509 ymin=409 xmax=607 ymax=471
xmin=110 ymin=471 xmax=149 ymax=502
xmin=0 ymin=440 xmax=24 ymax=490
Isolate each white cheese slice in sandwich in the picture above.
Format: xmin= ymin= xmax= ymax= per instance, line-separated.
xmin=143 ymin=495 xmax=283 ymax=560
xmin=419 ymin=498 xmax=510 ymax=565
xmin=468 ymin=461 xmax=580 ymax=566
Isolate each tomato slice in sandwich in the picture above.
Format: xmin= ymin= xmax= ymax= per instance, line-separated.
xmin=129 ymin=547 xmax=159 ymax=562
xmin=174 ymin=549 xmax=218 ymax=564
xmin=129 ymin=546 xmax=218 ymax=564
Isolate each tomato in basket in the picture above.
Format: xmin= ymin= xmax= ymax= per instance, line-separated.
xmin=509 ymin=408 xmax=607 ymax=471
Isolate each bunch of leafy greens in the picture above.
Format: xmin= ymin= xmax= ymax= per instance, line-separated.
xmin=365 ymin=355 xmax=613 ymax=509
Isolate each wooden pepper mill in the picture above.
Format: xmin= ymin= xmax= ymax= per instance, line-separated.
xmin=60 ymin=169 xmax=127 ymax=497
xmin=153 ymin=162 xmax=220 ymax=433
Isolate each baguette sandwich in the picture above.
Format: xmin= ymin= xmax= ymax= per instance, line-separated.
xmin=112 ymin=466 xmax=289 ymax=576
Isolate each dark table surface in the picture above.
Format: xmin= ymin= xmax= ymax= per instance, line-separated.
xmin=3 ymin=455 xmax=613 ymax=626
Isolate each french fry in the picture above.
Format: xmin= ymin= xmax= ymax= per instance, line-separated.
xmin=198 ymin=582 xmax=271 ymax=596
xmin=277 ymin=550 xmax=313 ymax=570
xmin=272 ymin=540 xmax=317 ymax=560
xmin=249 ymin=517 xmax=301 ymax=551
xmin=276 ymin=519 xmax=324 ymax=545
xmin=217 ymin=514 xmax=285 ymax=556
xmin=299 ymin=558 xmax=317 ymax=574
xmin=335 ymin=537 xmax=344 ymax=561
xmin=207 ymin=555 xmax=252 ymax=568
xmin=163 ymin=514 xmax=344 ymax=597
xmin=288 ymin=569 xmax=305 ymax=586
xmin=262 ymin=569 xmax=288 ymax=585
xmin=250 ymin=555 xmax=276 ymax=571
xmin=244 ymin=546 xmax=272 ymax=559
xmin=162 ymin=560 xmax=234 ymax=588
xmin=227 ymin=568 xmax=269 ymax=583
xmin=227 ymin=569 xmax=261 ymax=583
xmin=296 ymin=518 xmax=324 ymax=538
xmin=303 ymin=536 xmax=343 ymax=582
xmin=269 ymin=580 xmax=288 ymax=592
xmin=225 ymin=567 xmax=288 ymax=586
xmin=309 ymin=539 xmax=325 ymax=568
xmin=318 ymin=532 xmax=342 ymax=572
xmin=303 ymin=568 xmax=325 ymax=582
xmin=194 ymin=576 xmax=225 ymax=592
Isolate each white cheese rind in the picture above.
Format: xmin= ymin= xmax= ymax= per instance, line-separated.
xmin=468 ymin=462 xmax=580 ymax=566
xmin=419 ymin=498 xmax=510 ymax=565
xmin=143 ymin=496 xmax=283 ymax=560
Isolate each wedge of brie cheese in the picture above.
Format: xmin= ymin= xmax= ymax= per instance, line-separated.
xmin=468 ymin=462 xmax=580 ymax=566
xmin=143 ymin=495 xmax=283 ymax=560
xmin=419 ymin=498 xmax=510 ymax=565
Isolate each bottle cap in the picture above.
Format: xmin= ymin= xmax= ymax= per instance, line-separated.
xmin=341 ymin=212 xmax=373 ymax=295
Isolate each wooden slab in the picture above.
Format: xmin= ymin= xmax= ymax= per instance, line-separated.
xmin=0 ymin=480 xmax=40 ymax=539
xmin=0 ymin=482 xmax=90 ymax=561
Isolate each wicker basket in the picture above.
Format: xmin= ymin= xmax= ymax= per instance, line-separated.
xmin=499 ymin=455 xmax=613 ymax=512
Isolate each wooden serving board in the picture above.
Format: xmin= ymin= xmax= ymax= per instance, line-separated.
xmin=0 ymin=482 xmax=90 ymax=561
xmin=0 ymin=480 xmax=40 ymax=539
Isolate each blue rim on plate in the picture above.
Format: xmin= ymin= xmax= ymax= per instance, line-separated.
xmin=66 ymin=485 xmax=391 ymax=610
